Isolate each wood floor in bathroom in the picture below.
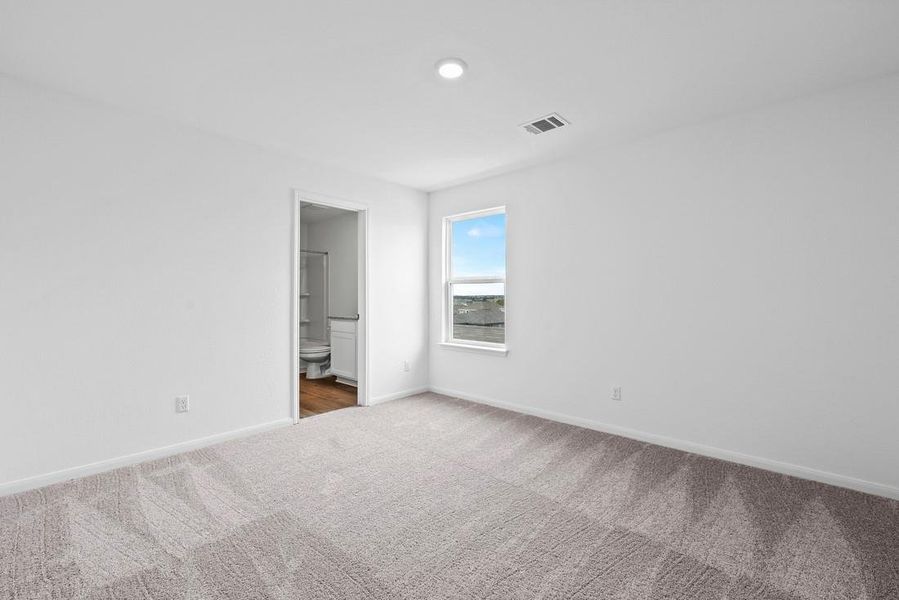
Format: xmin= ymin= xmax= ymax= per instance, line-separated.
xmin=299 ymin=373 xmax=357 ymax=418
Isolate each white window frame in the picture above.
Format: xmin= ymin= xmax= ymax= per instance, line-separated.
xmin=442 ymin=206 xmax=507 ymax=354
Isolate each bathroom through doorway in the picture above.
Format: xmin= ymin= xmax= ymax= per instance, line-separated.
xmin=292 ymin=191 xmax=368 ymax=420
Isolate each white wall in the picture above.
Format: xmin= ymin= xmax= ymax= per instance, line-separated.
xmin=429 ymin=75 xmax=899 ymax=495
xmin=0 ymin=75 xmax=428 ymax=489
xmin=305 ymin=212 xmax=358 ymax=318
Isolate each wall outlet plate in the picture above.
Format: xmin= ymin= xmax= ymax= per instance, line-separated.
xmin=175 ymin=395 xmax=190 ymax=413
xmin=611 ymin=387 xmax=622 ymax=401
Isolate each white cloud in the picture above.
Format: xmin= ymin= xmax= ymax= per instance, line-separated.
xmin=467 ymin=224 xmax=503 ymax=238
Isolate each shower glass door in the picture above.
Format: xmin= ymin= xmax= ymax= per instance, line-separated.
xmin=299 ymin=250 xmax=329 ymax=342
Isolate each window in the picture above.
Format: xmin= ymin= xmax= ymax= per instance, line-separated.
xmin=444 ymin=207 xmax=506 ymax=350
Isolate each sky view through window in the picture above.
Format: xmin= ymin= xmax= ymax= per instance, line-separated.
xmin=452 ymin=213 xmax=505 ymax=295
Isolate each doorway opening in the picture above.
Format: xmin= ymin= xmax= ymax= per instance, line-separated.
xmin=292 ymin=191 xmax=368 ymax=420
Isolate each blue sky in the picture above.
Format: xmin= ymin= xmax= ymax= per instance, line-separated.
xmin=452 ymin=213 xmax=505 ymax=295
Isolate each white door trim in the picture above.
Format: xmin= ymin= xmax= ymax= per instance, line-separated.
xmin=291 ymin=189 xmax=370 ymax=423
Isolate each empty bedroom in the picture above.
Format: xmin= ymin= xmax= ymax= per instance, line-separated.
xmin=1 ymin=1 xmax=897 ymax=599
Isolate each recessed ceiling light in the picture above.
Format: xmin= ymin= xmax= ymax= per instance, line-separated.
xmin=435 ymin=57 xmax=467 ymax=80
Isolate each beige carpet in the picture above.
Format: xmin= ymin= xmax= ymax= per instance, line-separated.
xmin=2 ymin=393 xmax=897 ymax=599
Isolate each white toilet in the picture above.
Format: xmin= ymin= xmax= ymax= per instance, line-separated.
xmin=300 ymin=338 xmax=331 ymax=378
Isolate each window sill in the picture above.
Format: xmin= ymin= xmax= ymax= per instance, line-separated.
xmin=439 ymin=342 xmax=508 ymax=356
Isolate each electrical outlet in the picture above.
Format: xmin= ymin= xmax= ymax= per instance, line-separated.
xmin=403 ymin=360 xmax=410 ymax=372
xmin=175 ymin=395 xmax=190 ymax=413
xmin=611 ymin=387 xmax=622 ymax=402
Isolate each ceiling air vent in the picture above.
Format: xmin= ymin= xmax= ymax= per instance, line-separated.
xmin=521 ymin=113 xmax=569 ymax=135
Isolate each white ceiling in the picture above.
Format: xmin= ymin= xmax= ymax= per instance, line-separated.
xmin=300 ymin=201 xmax=352 ymax=224
xmin=2 ymin=1 xmax=898 ymax=191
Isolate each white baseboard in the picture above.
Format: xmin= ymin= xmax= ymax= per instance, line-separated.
xmin=7 ymin=388 xmax=895 ymax=501
xmin=368 ymin=386 xmax=430 ymax=406
xmin=429 ymin=386 xmax=899 ymax=501
xmin=0 ymin=418 xmax=294 ymax=498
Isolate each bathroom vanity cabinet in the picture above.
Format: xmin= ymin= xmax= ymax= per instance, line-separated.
xmin=329 ymin=318 xmax=357 ymax=383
